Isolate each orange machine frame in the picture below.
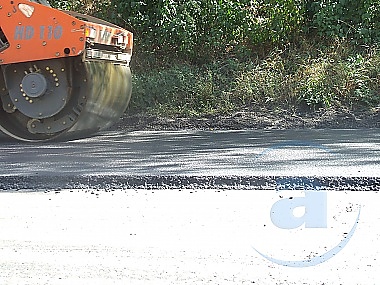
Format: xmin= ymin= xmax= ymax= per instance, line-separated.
xmin=0 ymin=1 xmax=133 ymax=65
xmin=0 ymin=1 xmax=87 ymax=64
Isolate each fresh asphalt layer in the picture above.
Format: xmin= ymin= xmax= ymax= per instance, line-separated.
xmin=1 ymin=129 xmax=380 ymax=190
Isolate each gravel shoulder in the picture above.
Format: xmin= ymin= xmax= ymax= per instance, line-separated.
xmin=112 ymin=107 xmax=380 ymax=132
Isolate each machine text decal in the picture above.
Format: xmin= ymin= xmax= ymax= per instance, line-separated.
xmin=14 ymin=25 xmax=63 ymax=40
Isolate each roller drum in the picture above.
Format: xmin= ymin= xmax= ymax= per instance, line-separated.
xmin=67 ymin=60 xmax=132 ymax=139
xmin=0 ymin=57 xmax=132 ymax=141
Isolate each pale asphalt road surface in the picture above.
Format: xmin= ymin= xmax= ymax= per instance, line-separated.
xmin=0 ymin=129 xmax=380 ymax=177
xmin=0 ymin=129 xmax=379 ymax=284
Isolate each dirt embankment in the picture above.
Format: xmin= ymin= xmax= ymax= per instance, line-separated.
xmin=112 ymin=107 xmax=380 ymax=131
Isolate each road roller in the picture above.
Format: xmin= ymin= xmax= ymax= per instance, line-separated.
xmin=0 ymin=0 xmax=133 ymax=141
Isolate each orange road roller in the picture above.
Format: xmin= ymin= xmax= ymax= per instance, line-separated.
xmin=0 ymin=0 xmax=133 ymax=141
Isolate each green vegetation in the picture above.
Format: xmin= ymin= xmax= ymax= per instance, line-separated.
xmin=50 ymin=0 xmax=380 ymax=117
xmin=130 ymin=38 xmax=380 ymax=116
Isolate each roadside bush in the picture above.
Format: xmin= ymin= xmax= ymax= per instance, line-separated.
xmin=49 ymin=0 xmax=109 ymax=14
xmin=307 ymin=0 xmax=380 ymax=44
xmin=49 ymin=0 xmax=81 ymax=10
xmin=86 ymin=0 xmax=305 ymax=63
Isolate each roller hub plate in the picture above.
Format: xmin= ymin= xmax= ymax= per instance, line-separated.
xmin=22 ymin=73 xmax=47 ymax=98
xmin=6 ymin=62 xmax=69 ymax=119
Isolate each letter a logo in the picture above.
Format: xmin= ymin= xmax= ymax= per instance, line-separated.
xmin=270 ymin=191 xmax=327 ymax=229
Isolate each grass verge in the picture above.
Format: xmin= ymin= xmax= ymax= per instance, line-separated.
xmin=128 ymin=38 xmax=380 ymax=118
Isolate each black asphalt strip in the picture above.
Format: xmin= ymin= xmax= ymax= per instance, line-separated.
xmin=0 ymin=175 xmax=379 ymax=192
